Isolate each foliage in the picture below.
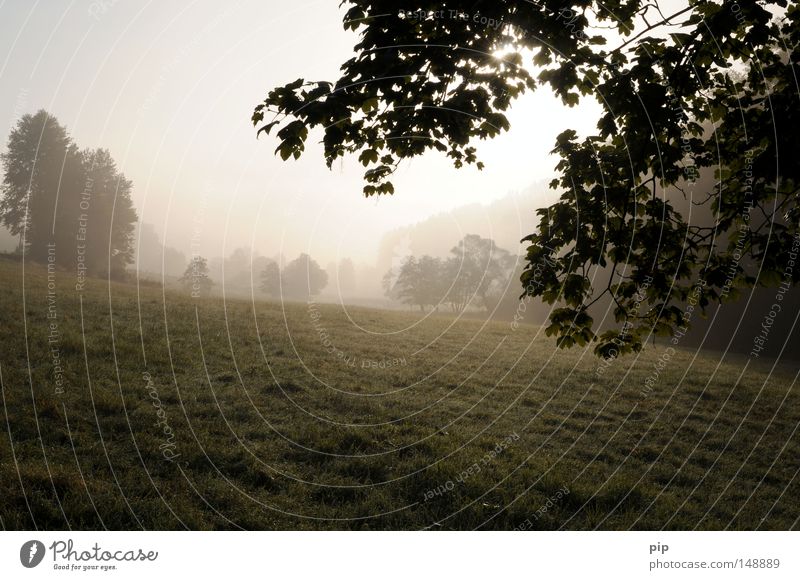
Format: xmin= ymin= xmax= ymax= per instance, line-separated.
xmin=81 ymin=148 xmax=137 ymax=278
xmin=179 ymin=255 xmax=213 ymax=297
xmin=1 ymin=111 xmax=83 ymax=262
xmin=384 ymin=234 xmax=514 ymax=312
xmin=254 ymin=0 xmax=800 ymax=356
xmin=385 ymin=255 xmax=443 ymax=311
xmin=282 ymin=253 xmax=329 ymax=298
xmin=260 ymin=259 xmax=282 ymax=297
xmin=1 ymin=110 xmax=137 ymax=277
xmin=445 ymin=234 xmax=513 ymax=312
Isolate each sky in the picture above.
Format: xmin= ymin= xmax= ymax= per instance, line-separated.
xmin=0 ymin=0 xmax=604 ymax=265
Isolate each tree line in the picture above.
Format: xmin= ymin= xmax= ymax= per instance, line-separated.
xmin=178 ymin=251 xmax=329 ymax=300
xmin=383 ymin=234 xmax=517 ymax=312
xmin=0 ymin=110 xmax=333 ymax=302
xmin=0 ymin=110 xmax=137 ymax=279
xmin=260 ymin=253 xmax=328 ymax=299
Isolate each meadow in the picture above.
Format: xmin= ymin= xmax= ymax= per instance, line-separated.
xmin=0 ymin=256 xmax=798 ymax=530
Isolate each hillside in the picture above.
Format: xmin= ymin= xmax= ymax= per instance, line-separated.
xmin=0 ymin=257 xmax=797 ymax=530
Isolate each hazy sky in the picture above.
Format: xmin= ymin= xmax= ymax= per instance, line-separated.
xmin=0 ymin=0 xmax=604 ymax=265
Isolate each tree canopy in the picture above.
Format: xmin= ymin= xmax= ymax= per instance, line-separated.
xmin=383 ymin=234 xmax=515 ymax=312
xmin=1 ymin=110 xmax=137 ymax=278
xmin=260 ymin=259 xmax=282 ymax=297
xmin=254 ymin=0 xmax=800 ymax=356
xmin=385 ymin=254 xmax=444 ymax=311
xmin=282 ymin=253 xmax=329 ymax=299
xmin=180 ymin=255 xmax=213 ymax=298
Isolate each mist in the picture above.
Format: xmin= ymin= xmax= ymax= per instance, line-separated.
xmin=2 ymin=0 xmax=799 ymax=544
xmin=0 ymin=2 xmax=605 ymax=294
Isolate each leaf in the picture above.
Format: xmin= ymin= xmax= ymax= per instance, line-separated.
xmin=250 ymin=0 xmax=799 ymax=359
xmin=358 ymin=149 xmax=379 ymax=166
xmin=256 ymin=120 xmax=280 ymax=137
xmin=361 ymin=97 xmax=380 ymax=113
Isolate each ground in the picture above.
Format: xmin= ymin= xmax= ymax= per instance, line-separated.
xmin=0 ymin=256 xmax=797 ymax=530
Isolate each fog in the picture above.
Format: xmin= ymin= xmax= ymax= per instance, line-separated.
xmin=2 ymin=0 xmax=794 ymax=359
xmin=0 ymin=1 xmax=600 ymax=292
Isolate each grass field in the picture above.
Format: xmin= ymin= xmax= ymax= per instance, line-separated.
xmin=0 ymin=256 xmax=798 ymax=530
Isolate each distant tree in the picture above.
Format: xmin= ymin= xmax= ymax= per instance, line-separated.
xmin=387 ymin=255 xmax=443 ymax=311
xmin=224 ymin=247 xmax=250 ymax=283
xmin=384 ymin=237 xmax=511 ymax=312
xmin=420 ymin=255 xmax=446 ymax=311
xmin=1 ymin=110 xmax=84 ymax=262
xmin=441 ymin=256 xmax=471 ymax=313
xmin=482 ymin=254 xmax=523 ymax=312
xmin=443 ymin=235 xmax=512 ymax=312
xmin=179 ymin=256 xmax=213 ymax=298
xmin=260 ymin=260 xmax=281 ymax=297
xmin=221 ymin=247 xmax=273 ymax=291
xmin=163 ymin=246 xmax=187 ymax=278
xmin=251 ymin=254 xmax=273 ymax=286
xmin=282 ymin=253 xmax=328 ymax=298
xmin=254 ymin=0 xmax=800 ymax=356
xmin=390 ymin=256 xmax=421 ymax=310
xmin=382 ymin=268 xmax=398 ymax=301
xmin=382 ymin=264 xmax=408 ymax=303
xmin=81 ymin=148 xmax=137 ymax=279
xmin=1 ymin=111 xmax=137 ymax=278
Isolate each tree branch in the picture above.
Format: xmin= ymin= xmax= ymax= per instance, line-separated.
xmin=611 ymin=6 xmax=694 ymax=55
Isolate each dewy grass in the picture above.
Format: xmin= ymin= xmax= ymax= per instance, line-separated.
xmin=0 ymin=257 xmax=797 ymax=530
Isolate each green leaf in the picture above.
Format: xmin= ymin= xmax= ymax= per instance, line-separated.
xmin=358 ymin=149 xmax=379 ymax=166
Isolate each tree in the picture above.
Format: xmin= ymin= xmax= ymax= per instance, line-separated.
xmin=390 ymin=256 xmax=423 ymax=310
xmin=441 ymin=256 xmax=471 ymax=313
xmin=417 ymin=255 xmax=444 ymax=311
xmin=1 ymin=110 xmax=84 ymax=262
xmin=81 ymin=148 xmax=137 ymax=279
xmin=220 ymin=247 xmax=273 ymax=292
xmin=385 ymin=254 xmax=443 ymax=311
xmin=260 ymin=259 xmax=281 ymax=297
xmin=1 ymin=112 xmax=138 ymax=278
xmin=253 ymin=1 xmax=800 ymax=356
xmin=444 ymin=234 xmax=512 ymax=312
xmin=179 ymin=256 xmax=213 ymax=298
xmin=282 ymin=253 xmax=328 ymax=298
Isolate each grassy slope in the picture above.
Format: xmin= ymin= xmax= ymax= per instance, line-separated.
xmin=0 ymin=256 xmax=798 ymax=530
